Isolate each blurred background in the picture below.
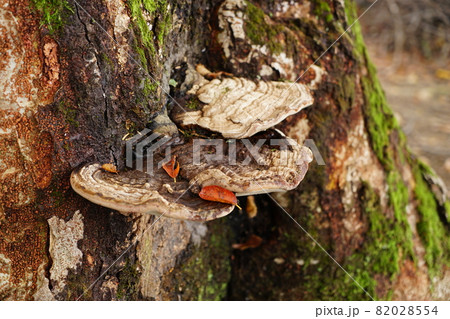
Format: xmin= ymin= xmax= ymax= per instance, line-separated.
xmin=356 ymin=0 xmax=450 ymax=194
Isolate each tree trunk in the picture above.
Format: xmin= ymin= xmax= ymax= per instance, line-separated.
xmin=0 ymin=0 xmax=448 ymax=300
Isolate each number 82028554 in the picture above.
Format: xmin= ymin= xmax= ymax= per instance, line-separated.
xmin=375 ymin=305 xmax=438 ymax=316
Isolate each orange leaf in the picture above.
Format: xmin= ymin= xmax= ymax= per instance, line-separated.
xmin=162 ymin=155 xmax=179 ymax=182
xmin=101 ymin=163 xmax=118 ymax=174
xmin=199 ymin=185 xmax=240 ymax=209
xmin=232 ymin=234 xmax=263 ymax=250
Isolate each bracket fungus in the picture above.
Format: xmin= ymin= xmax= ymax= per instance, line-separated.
xmin=172 ymin=130 xmax=312 ymax=196
xmin=70 ymin=129 xmax=312 ymax=221
xmin=173 ymin=68 xmax=314 ymax=138
xmin=70 ymin=163 xmax=234 ymax=222
xmin=70 ymin=64 xmax=314 ymax=221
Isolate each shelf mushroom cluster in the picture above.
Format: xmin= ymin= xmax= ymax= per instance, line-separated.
xmin=70 ymin=67 xmax=314 ymax=221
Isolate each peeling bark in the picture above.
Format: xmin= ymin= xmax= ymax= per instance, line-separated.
xmin=0 ymin=0 xmax=448 ymax=300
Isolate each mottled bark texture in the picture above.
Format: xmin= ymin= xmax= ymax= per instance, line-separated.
xmin=0 ymin=0 xmax=448 ymax=300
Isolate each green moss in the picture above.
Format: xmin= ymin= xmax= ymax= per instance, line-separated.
xmin=154 ymin=2 xmax=172 ymax=46
xmin=244 ymin=1 xmax=284 ymax=54
xmin=287 ymin=0 xmax=417 ymax=291
xmin=128 ymin=0 xmax=171 ymax=61
xmin=66 ymin=271 xmax=91 ymax=300
xmin=142 ymin=0 xmax=158 ymax=12
xmin=335 ymin=74 xmax=356 ymax=112
xmin=30 ymin=0 xmax=73 ymax=34
xmin=117 ymin=259 xmax=140 ymax=300
xmin=309 ymin=183 xmax=410 ymax=300
xmin=143 ymin=78 xmax=159 ymax=97
xmin=362 ymin=184 xmax=400 ymax=277
xmin=344 ymin=0 xmax=403 ymax=171
xmin=185 ymin=96 xmax=202 ymax=110
xmin=361 ymin=74 xmax=403 ymax=170
xmin=344 ymin=0 xmax=414 ymax=261
xmin=268 ymin=188 xmax=368 ymax=300
xmin=50 ymin=189 xmax=64 ymax=207
xmin=170 ymin=220 xmax=231 ymax=300
xmin=343 ymin=1 xmax=366 ymax=59
xmin=230 ymin=180 xmax=410 ymax=300
xmin=302 ymin=181 xmax=413 ymax=300
xmin=101 ymin=52 xmax=114 ymax=67
xmin=386 ymin=172 xmax=415 ymax=259
xmin=313 ymin=1 xmax=334 ymax=24
xmin=276 ymin=215 xmax=378 ymax=300
xmin=345 ymin=0 xmax=448 ymax=280
xmin=57 ymin=100 xmax=79 ymax=127
xmin=129 ymin=0 xmax=156 ymax=58
xmin=415 ymin=159 xmax=437 ymax=177
xmin=181 ymin=250 xmax=228 ymax=301
xmin=135 ymin=46 xmax=148 ymax=70
xmin=345 ymin=2 xmax=415 ymax=262
xmin=412 ymin=162 xmax=450 ymax=277
xmin=127 ymin=0 xmax=172 ymax=109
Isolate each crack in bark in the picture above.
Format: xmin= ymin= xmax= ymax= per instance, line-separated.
xmin=75 ymin=2 xmax=111 ymax=136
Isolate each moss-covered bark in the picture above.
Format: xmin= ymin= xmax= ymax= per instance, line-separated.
xmin=163 ymin=219 xmax=232 ymax=301
xmin=226 ymin=0 xmax=449 ymax=300
xmin=345 ymin=0 xmax=449 ymax=280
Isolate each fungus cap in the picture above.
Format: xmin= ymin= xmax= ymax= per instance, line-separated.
xmin=172 ymin=130 xmax=313 ymax=196
xmin=70 ymin=163 xmax=234 ymax=221
xmin=174 ymin=76 xmax=314 ymax=139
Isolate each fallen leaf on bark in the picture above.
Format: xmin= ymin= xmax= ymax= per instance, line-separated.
xmin=162 ymin=155 xmax=180 ymax=182
xmin=199 ymin=185 xmax=241 ymax=209
xmin=232 ymin=234 xmax=263 ymax=250
xmin=101 ymin=163 xmax=118 ymax=174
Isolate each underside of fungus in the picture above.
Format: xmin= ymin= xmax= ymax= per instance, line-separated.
xmin=172 ymin=67 xmax=314 ymax=139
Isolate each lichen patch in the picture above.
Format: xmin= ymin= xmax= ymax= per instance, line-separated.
xmin=48 ymin=210 xmax=84 ymax=296
xmin=217 ymin=0 xmax=246 ymax=58
xmin=136 ymin=217 xmax=192 ymax=300
xmin=270 ymin=52 xmax=294 ymax=81
xmin=0 ymin=7 xmax=41 ymax=112
xmin=33 ymin=263 xmax=55 ymax=301
xmin=0 ymin=8 xmax=26 ymax=110
xmin=0 ymin=253 xmax=12 ymax=297
xmin=329 ymin=113 xmax=387 ymax=211
xmin=287 ymin=115 xmax=310 ymax=145
xmin=105 ymin=0 xmax=131 ymax=68
xmin=273 ymin=1 xmax=312 ymax=20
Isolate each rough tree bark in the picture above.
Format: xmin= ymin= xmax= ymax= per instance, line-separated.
xmin=0 ymin=0 xmax=448 ymax=300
